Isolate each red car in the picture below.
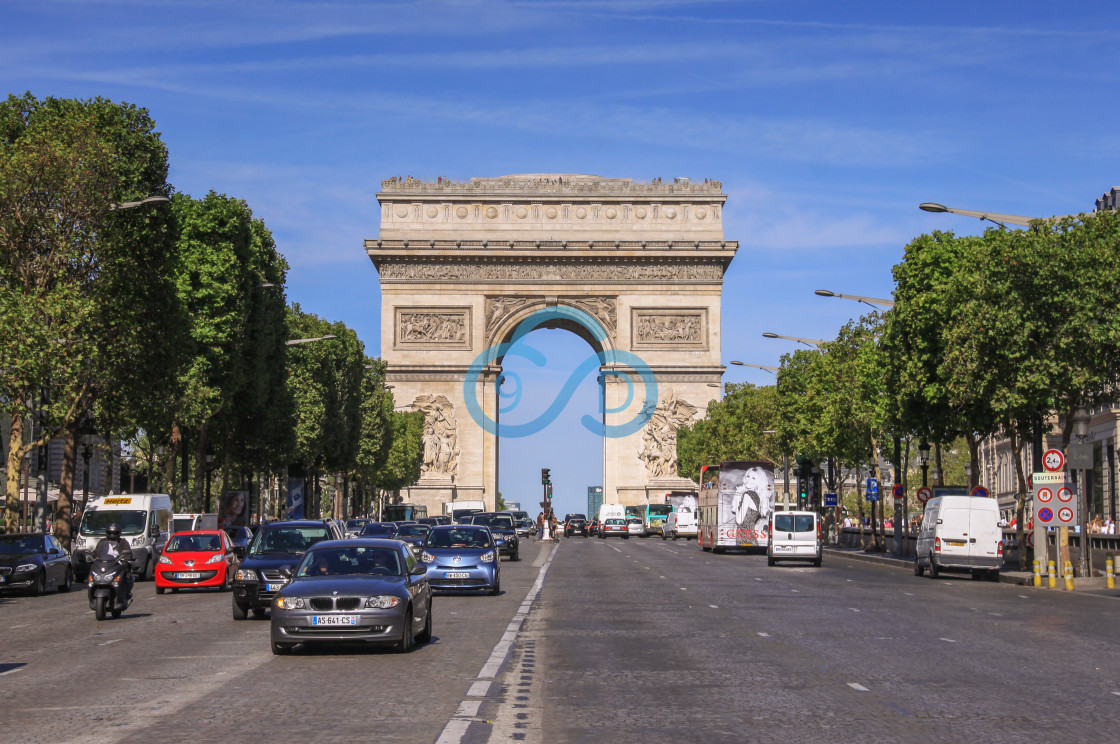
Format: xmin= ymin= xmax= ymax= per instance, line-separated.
xmin=155 ymin=530 xmax=237 ymax=593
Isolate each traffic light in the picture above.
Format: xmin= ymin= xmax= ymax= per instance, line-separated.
xmin=541 ymin=468 xmax=550 ymax=485
xmin=546 ymin=482 xmax=553 ymax=499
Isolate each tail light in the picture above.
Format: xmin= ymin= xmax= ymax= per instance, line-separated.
xmin=817 ymin=520 xmax=822 ymax=540
xmin=997 ymin=541 xmax=1004 ymax=556
xmin=935 ymin=537 xmax=941 ymax=553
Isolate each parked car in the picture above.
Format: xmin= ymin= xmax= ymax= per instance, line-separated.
xmin=223 ymin=525 xmax=253 ymax=558
xmin=515 ymin=518 xmax=536 ymax=537
xmin=269 ymin=538 xmax=432 ymax=655
xmin=914 ymin=495 xmax=1002 ymax=580
xmin=156 ymin=530 xmax=238 ymax=592
xmin=420 ymin=525 xmax=501 ymax=594
xmin=565 ymin=518 xmax=589 ymax=537
xmin=600 ymin=518 xmax=628 ymax=539
xmin=766 ymin=511 xmax=822 ymax=567
xmin=662 ymin=509 xmax=697 ymax=540
xmin=467 ymin=512 xmax=520 ymax=560
xmin=359 ymin=522 xmax=399 ymax=538
xmin=232 ymin=520 xmax=334 ymax=620
xmin=626 ymin=517 xmax=645 ymax=537
xmin=0 ymin=533 xmax=73 ymax=595
xmin=393 ymin=523 xmax=432 ymax=555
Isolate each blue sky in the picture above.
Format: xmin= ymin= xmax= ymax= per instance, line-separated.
xmin=7 ymin=1 xmax=1119 ymax=517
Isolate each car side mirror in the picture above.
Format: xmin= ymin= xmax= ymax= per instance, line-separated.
xmin=233 ymin=546 xmax=246 ymax=559
xmin=149 ymin=525 xmax=160 ymax=538
xmin=410 ymin=562 xmax=427 ymax=576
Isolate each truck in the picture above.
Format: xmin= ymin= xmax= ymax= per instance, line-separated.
xmin=697 ymin=461 xmax=775 ymax=553
xmin=171 ymin=513 xmax=218 ymax=534
xmin=443 ymin=500 xmax=486 ymax=523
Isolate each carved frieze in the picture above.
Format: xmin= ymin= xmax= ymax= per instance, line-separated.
xmin=631 ymin=308 xmax=708 ymax=349
xmin=380 ymin=261 xmax=723 ymax=283
xmin=638 ymin=388 xmax=699 ymax=479
xmin=412 ymin=394 xmax=460 ymax=478
xmin=484 ymin=295 xmax=617 ymax=338
xmin=395 ymin=307 xmax=471 ymax=349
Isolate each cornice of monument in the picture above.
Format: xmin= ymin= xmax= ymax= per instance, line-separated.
xmin=377 ymin=174 xmax=725 ymax=200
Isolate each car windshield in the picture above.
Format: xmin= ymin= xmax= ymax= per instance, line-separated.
xmin=627 ymin=518 xmax=642 ymax=524
xmin=395 ymin=525 xmax=431 ymax=537
xmin=249 ymin=526 xmax=330 ymax=555
xmin=774 ymin=514 xmax=815 ymax=533
xmin=0 ymin=535 xmax=43 ymax=554
xmin=607 ymin=519 xmax=625 ymax=526
xmin=166 ymin=533 xmax=223 ymax=552
xmin=360 ymin=523 xmax=397 ymax=537
xmin=81 ymin=510 xmax=147 ymax=536
xmin=345 ymin=520 xmax=367 ymax=530
xmin=297 ymin=546 xmax=402 ymax=577
xmin=471 ymin=515 xmax=514 ymax=529
xmin=426 ymin=528 xmax=491 ymax=549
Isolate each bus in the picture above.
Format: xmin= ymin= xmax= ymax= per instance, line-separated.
xmin=383 ymin=503 xmax=428 ymax=522
xmin=698 ymin=460 xmax=775 ymax=553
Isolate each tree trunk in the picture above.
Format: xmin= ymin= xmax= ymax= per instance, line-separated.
xmin=192 ymin=423 xmax=209 ymax=513
xmin=168 ymin=422 xmax=182 ymax=507
xmin=5 ymin=412 xmax=26 ymax=533
xmin=856 ymin=465 xmax=866 ymax=548
xmin=1009 ymin=425 xmax=1030 ymax=571
xmin=869 ymin=435 xmax=882 ymax=552
xmin=56 ymin=421 xmax=77 ymax=549
xmin=934 ymin=442 xmax=944 ymax=486
xmin=965 ymin=433 xmax=980 ymax=490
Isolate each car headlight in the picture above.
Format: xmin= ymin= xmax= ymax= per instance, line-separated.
xmin=420 ymin=552 xmax=434 ymax=563
xmin=365 ymin=595 xmax=401 ymax=609
xmin=158 ymin=555 xmax=172 ymax=564
xmin=14 ymin=563 xmax=37 ymax=573
xmin=235 ymin=569 xmax=258 ymax=582
xmin=274 ymin=596 xmax=305 ymax=610
xmin=204 ymin=554 xmax=225 ymax=564
xmin=480 ymin=551 xmax=495 ymax=563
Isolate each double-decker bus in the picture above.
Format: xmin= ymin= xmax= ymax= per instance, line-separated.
xmin=382 ymin=503 xmax=428 ymax=522
xmin=698 ymin=461 xmax=775 ymax=553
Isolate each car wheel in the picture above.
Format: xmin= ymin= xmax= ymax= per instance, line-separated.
xmin=396 ymin=610 xmax=414 ymax=653
xmin=661 ymin=531 xmax=667 ymax=540
xmin=767 ymin=554 xmax=775 ymax=567
xmin=489 ymin=576 xmax=501 ymax=596
xmin=58 ymin=567 xmax=72 ymax=593
xmin=252 ymin=606 xmax=267 ymax=619
xmin=512 ymin=548 xmax=520 ymax=562
xmin=94 ymin=596 xmax=107 ymax=621
xmin=928 ymin=554 xmax=939 ymax=578
xmin=914 ymin=557 xmax=924 ymax=577
xmin=29 ymin=570 xmax=46 ymax=597
xmin=416 ymin=604 xmax=433 ymax=644
xmin=232 ymin=599 xmax=249 ymax=620
xmin=813 ymin=556 xmax=822 ymax=568
xmin=988 ymin=570 xmax=1000 ymax=583
xmin=271 ymin=639 xmax=293 ymax=655
xmin=156 ymin=585 xmax=166 ymax=595
xmin=672 ymin=533 xmax=678 ymax=541
xmin=171 ymin=588 xmax=179 ymax=593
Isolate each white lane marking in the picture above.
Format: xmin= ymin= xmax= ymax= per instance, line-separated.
xmin=659 ymin=575 xmax=666 ymax=579
xmin=606 ymin=544 xmax=622 ymax=553
xmin=754 ymin=578 xmax=763 ymax=582
xmin=989 ymin=613 xmax=1003 ymax=617
xmin=643 ymin=566 xmax=650 ymax=569
xmin=757 ymin=632 xmax=770 ymax=638
xmin=848 ymin=682 xmax=869 ymax=692
xmin=849 ymin=608 xmax=861 ymax=612
xmin=903 ymin=592 xmax=913 ymax=596
xmin=939 ymin=638 xmax=957 ymax=643
xmin=9 ymin=624 xmax=30 ymax=629
xmin=99 ymin=639 xmax=123 ymax=646
xmin=680 ymin=587 xmax=687 ymax=591
xmin=1111 ymin=691 xmax=1120 ymax=697
xmin=0 ymin=667 xmax=24 ymax=677
xmin=467 ymin=680 xmax=490 ymax=697
xmin=791 ymin=589 xmax=800 ymax=593
xmin=846 ymin=579 xmax=853 ymax=582
xmin=436 ymin=541 xmax=559 ymax=744
xmin=1019 ymin=595 xmax=1029 ymax=599
xmin=709 ymin=605 xmax=719 ymax=609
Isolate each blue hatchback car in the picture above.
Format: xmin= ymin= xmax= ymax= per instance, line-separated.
xmin=420 ymin=525 xmax=500 ymax=595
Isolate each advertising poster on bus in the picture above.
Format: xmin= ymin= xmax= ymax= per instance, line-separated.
xmin=716 ymin=460 xmax=774 ymax=547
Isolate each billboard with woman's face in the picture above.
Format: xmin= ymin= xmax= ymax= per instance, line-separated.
xmin=220 ymin=490 xmax=248 ymax=529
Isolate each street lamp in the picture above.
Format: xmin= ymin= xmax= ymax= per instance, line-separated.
xmin=285 ymin=334 xmax=338 ymax=346
xmin=814 ymin=289 xmax=895 ymax=309
xmin=918 ymin=439 xmax=930 ymax=488
xmin=761 ymin=333 xmax=825 ymax=348
xmin=1072 ymin=406 xmax=1092 ymax=577
xmin=918 ymin=202 xmax=1037 ymax=229
xmin=108 ymin=195 xmax=171 ymax=211
xmin=204 ymin=454 xmax=215 ymax=513
xmin=730 ymin=361 xmax=779 ymax=374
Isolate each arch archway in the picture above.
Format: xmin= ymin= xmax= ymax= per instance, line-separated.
xmin=365 ymin=174 xmax=739 ymax=515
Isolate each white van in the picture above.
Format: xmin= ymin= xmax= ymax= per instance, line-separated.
xmin=73 ymin=494 xmax=174 ymax=580
xmin=767 ymin=510 xmax=822 ymax=566
xmin=598 ymin=503 xmax=625 ymax=523
xmin=662 ymin=508 xmax=697 ymax=540
xmin=914 ymin=495 xmax=1002 ymax=581
xmin=172 ymin=513 xmax=218 ymax=534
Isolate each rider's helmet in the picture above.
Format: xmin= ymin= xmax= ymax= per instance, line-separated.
xmin=106 ymin=523 xmax=121 ymax=541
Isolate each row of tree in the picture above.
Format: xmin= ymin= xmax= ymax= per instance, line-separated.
xmin=0 ymin=93 xmax=422 ymax=542
xmin=679 ymin=208 xmax=1120 ymax=561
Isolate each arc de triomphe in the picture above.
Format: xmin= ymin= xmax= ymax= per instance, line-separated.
xmin=365 ymin=174 xmax=738 ymax=513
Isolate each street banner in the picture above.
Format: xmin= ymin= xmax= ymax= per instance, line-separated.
xmin=287 ymin=478 xmax=305 ymax=520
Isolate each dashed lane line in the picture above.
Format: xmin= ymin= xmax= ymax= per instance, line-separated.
xmin=939 ymin=638 xmax=957 ymax=643
xmin=709 ymin=605 xmax=719 ymax=609
xmin=848 ymin=683 xmax=870 ymax=692
xmin=757 ymin=632 xmax=771 ymax=638
xmin=98 ymin=639 xmax=123 ymax=646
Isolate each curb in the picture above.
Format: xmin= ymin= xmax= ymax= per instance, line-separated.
xmin=823 ymin=547 xmax=1033 ymax=586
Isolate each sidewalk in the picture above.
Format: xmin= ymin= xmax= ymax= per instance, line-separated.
xmin=823 ymin=545 xmax=1120 ymax=599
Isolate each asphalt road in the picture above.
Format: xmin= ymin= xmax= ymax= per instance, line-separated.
xmin=2 ymin=535 xmax=1118 ymax=744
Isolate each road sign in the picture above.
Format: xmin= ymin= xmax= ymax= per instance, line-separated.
xmin=1035 ymin=487 xmax=1053 ymax=503
xmin=824 ymin=493 xmax=838 ymax=507
xmin=865 ymin=478 xmax=879 ymax=502
xmin=1038 ymin=507 xmax=1054 ymax=523
xmin=1057 ymin=506 xmax=1075 ymax=523
xmin=970 ymin=485 xmax=990 ymax=498
xmin=1026 ymin=531 xmax=1035 ymax=548
xmin=1042 ymin=449 xmax=1065 ymax=473
xmin=892 ymin=483 xmax=905 ymax=499
xmin=1057 ymin=486 xmax=1074 ymax=503
xmin=916 ymin=486 xmax=933 ymax=504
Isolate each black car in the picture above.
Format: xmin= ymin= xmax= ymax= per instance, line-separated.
xmin=393 ymin=523 xmax=432 ymax=555
xmin=223 ymin=525 xmax=253 ymax=559
xmin=467 ymin=512 xmax=520 ymax=561
xmin=565 ymin=518 xmax=589 ymax=537
xmin=0 ymin=533 xmax=73 ymax=595
xmin=419 ymin=516 xmax=451 ymax=527
xmin=232 ymin=521 xmax=334 ymax=620
xmin=360 ymin=522 xmax=399 ymax=538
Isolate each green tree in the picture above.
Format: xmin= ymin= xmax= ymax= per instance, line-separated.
xmin=677 ymin=382 xmax=781 ymax=482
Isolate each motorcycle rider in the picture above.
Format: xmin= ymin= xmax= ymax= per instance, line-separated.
xmin=94 ymin=523 xmax=134 ymax=599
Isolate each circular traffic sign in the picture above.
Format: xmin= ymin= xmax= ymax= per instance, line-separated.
xmin=1038 ymin=507 xmax=1054 ymax=523
xmin=1058 ymin=507 xmax=1074 ymax=523
xmin=1043 ymin=449 xmax=1065 ymax=473
xmin=1035 ymin=487 xmax=1053 ymax=503
xmin=1057 ymin=487 xmax=1074 ymax=503
xmin=1026 ymin=531 xmax=1035 ymax=548
xmin=916 ymin=486 xmax=933 ymax=504
xmin=971 ymin=485 xmax=989 ymax=498
xmin=893 ymin=483 xmax=905 ymax=499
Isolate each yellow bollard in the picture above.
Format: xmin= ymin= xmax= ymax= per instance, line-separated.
xmin=1032 ymin=559 xmax=1042 ymax=588
xmin=1107 ymin=553 xmax=1115 ymax=590
xmin=1064 ymin=560 xmax=1074 ymax=591
xmin=1048 ymin=560 xmax=1057 ymax=589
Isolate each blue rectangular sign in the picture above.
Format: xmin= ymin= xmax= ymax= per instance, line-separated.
xmin=824 ymin=493 xmax=838 ymax=507
xmin=866 ymin=478 xmax=879 ymax=494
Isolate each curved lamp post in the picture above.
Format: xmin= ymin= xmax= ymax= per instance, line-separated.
xmin=730 ymin=360 xmax=779 ymax=374
xmin=762 ymin=332 xmax=825 ymax=348
xmin=918 ymin=202 xmax=1038 ymax=229
xmin=285 ymin=334 xmax=338 ymax=346
xmin=814 ymin=289 xmax=895 ymax=309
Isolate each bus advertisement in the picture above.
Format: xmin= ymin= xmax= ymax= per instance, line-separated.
xmin=698 ymin=460 xmax=775 ymax=552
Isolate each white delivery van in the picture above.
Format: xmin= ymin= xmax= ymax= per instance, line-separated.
xmin=662 ymin=507 xmax=697 ymax=540
xmin=767 ymin=510 xmax=822 ymax=566
xmin=73 ymin=494 xmax=174 ymax=581
xmin=598 ymin=503 xmax=625 ymax=523
xmin=172 ymin=513 xmax=218 ymax=534
xmin=914 ymin=495 xmax=1002 ymax=581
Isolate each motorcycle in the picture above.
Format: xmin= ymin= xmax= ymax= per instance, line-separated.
xmin=87 ymin=543 xmax=133 ymax=621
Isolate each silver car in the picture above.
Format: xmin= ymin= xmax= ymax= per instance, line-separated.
xmin=269 ymin=539 xmax=432 ymax=655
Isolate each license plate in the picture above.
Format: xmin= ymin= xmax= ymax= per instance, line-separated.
xmin=266 ymin=583 xmax=283 ymax=592
xmin=945 ymin=540 xmax=966 ymax=547
xmin=311 ymin=615 xmax=358 ymax=626
xmin=444 ymin=572 xmax=470 ymax=579
xmin=178 ymin=572 xmax=201 ymax=580
xmin=776 ymin=546 xmax=792 ymax=552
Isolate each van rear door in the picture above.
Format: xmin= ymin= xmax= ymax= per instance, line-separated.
xmin=969 ymin=505 xmax=1001 ymax=561
xmin=939 ymin=507 xmax=971 ymax=557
